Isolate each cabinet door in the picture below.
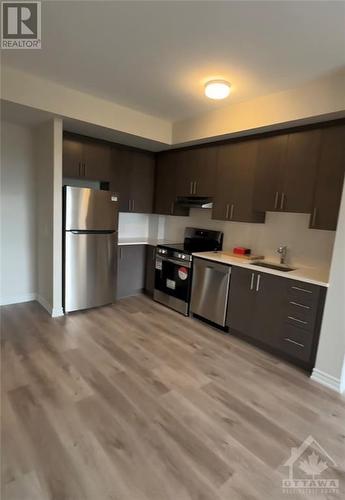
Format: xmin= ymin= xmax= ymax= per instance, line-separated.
xmin=63 ymin=136 xmax=83 ymax=178
xmin=253 ymin=135 xmax=287 ymax=212
xmin=213 ymin=141 xmax=265 ymax=223
xmin=144 ymin=245 xmax=156 ymax=295
xmin=154 ymin=151 xmax=188 ymax=216
xmin=110 ymin=147 xmax=132 ymax=212
xmin=253 ymin=273 xmax=287 ymax=347
xmin=281 ymin=129 xmax=321 ymax=213
xmin=175 ymin=149 xmax=197 ymax=196
xmin=117 ymin=245 xmax=146 ymax=299
xmin=154 ymin=152 xmax=176 ymax=215
xmin=212 ymin=145 xmax=234 ymax=221
xmin=83 ymin=140 xmax=111 ymax=182
xmin=130 ymin=151 xmax=155 ymax=214
xmin=310 ymin=125 xmax=345 ymax=230
xmin=226 ymin=267 xmax=256 ymax=337
xmin=193 ymin=146 xmax=217 ymax=197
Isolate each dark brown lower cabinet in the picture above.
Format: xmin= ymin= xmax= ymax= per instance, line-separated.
xmin=144 ymin=245 xmax=156 ymax=295
xmin=117 ymin=245 xmax=146 ymax=299
xmin=226 ymin=267 xmax=326 ymax=370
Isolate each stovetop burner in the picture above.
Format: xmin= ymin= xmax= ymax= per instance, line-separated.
xmin=157 ymin=227 xmax=223 ymax=258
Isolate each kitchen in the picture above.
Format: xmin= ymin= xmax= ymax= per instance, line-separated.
xmin=61 ymin=121 xmax=343 ymax=375
xmin=1 ymin=2 xmax=345 ymax=499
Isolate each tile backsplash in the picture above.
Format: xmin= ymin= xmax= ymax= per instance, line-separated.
xmin=159 ymin=209 xmax=336 ymax=268
xmin=118 ymin=209 xmax=336 ymax=269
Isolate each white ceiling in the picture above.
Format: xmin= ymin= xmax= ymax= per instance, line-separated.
xmin=3 ymin=1 xmax=345 ymax=122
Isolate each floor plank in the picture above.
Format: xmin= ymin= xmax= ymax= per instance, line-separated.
xmin=1 ymin=296 xmax=344 ymax=500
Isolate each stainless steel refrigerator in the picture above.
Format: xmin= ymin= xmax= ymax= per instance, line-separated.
xmin=63 ymin=186 xmax=119 ymax=313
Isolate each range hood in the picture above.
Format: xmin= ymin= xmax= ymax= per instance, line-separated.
xmin=175 ymin=196 xmax=213 ymax=209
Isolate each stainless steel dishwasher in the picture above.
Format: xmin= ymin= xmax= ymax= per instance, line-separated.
xmin=190 ymin=257 xmax=231 ymax=327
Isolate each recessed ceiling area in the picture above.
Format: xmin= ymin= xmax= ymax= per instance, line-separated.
xmin=2 ymin=1 xmax=345 ymax=122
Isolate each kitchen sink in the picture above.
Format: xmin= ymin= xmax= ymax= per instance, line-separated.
xmin=251 ymin=261 xmax=296 ymax=272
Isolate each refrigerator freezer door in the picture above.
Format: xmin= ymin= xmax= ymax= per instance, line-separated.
xmin=65 ymin=186 xmax=118 ymax=231
xmin=65 ymin=231 xmax=117 ymax=312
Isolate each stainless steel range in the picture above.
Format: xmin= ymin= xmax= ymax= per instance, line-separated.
xmin=154 ymin=227 xmax=223 ymax=315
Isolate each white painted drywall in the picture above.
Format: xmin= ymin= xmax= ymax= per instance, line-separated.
xmin=0 ymin=121 xmax=37 ymax=305
xmin=160 ymin=209 xmax=335 ymax=269
xmin=35 ymin=118 xmax=63 ymax=317
xmin=312 ymin=180 xmax=345 ymax=393
xmin=2 ymin=67 xmax=172 ymax=145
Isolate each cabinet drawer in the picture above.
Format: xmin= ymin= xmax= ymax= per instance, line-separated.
xmin=287 ymin=281 xmax=320 ymax=308
xmin=278 ymin=324 xmax=313 ymax=362
xmin=286 ymin=301 xmax=317 ymax=332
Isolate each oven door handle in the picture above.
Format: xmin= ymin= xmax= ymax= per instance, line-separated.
xmin=161 ymin=257 xmax=191 ymax=268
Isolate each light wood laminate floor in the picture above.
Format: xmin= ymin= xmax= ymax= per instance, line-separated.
xmin=1 ymin=295 xmax=344 ymax=500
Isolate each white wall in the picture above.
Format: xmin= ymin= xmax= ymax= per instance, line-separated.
xmin=160 ymin=209 xmax=335 ymax=269
xmin=0 ymin=121 xmax=37 ymax=305
xmin=35 ymin=118 xmax=63 ymax=317
xmin=312 ymin=180 xmax=345 ymax=393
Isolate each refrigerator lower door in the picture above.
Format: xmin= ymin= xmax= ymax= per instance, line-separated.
xmin=65 ymin=231 xmax=117 ymax=312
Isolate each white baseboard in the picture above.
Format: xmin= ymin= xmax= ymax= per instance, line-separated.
xmin=37 ymin=295 xmax=64 ymax=317
xmin=311 ymin=368 xmax=343 ymax=394
xmin=0 ymin=292 xmax=37 ymax=306
xmin=51 ymin=306 xmax=64 ymax=317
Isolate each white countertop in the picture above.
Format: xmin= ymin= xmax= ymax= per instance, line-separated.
xmin=118 ymin=237 xmax=177 ymax=246
xmin=192 ymin=251 xmax=330 ymax=287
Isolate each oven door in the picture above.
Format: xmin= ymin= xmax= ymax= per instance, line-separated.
xmin=154 ymin=255 xmax=192 ymax=303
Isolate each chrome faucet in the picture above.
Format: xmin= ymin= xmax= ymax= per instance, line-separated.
xmin=277 ymin=245 xmax=288 ymax=265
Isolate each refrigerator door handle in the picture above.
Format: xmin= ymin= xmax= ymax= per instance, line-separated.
xmin=70 ymin=229 xmax=117 ymax=235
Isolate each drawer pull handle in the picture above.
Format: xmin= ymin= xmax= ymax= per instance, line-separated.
xmin=291 ymin=286 xmax=312 ymax=294
xmin=285 ymin=338 xmax=304 ymax=348
xmin=289 ymin=301 xmax=310 ymax=310
xmin=288 ymin=316 xmax=308 ymax=325
xmin=250 ymin=272 xmax=255 ymax=291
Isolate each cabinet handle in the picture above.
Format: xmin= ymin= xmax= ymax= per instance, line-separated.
xmin=311 ymin=207 xmax=317 ymax=227
xmin=132 ymin=199 xmax=135 ymax=212
xmin=280 ymin=192 xmax=285 ymax=210
xmin=193 ymin=181 xmax=197 ymax=195
xmin=78 ymin=161 xmax=81 ymax=176
xmin=288 ymin=315 xmax=308 ymax=325
xmin=128 ymin=199 xmax=131 ymax=211
xmin=291 ymin=286 xmax=312 ymax=294
xmin=83 ymin=162 xmax=86 ymax=177
xmin=250 ymin=273 xmax=255 ymax=290
xmin=274 ymin=191 xmax=279 ymax=210
xmin=289 ymin=301 xmax=310 ymax=310
xmin=225 ymin=204 xmax=230 ymax=219
xmin=170 ymin=202 xmax=174 ymax=215
xmin=190 ymin=181 xmax=193 ymax=194
xmin=284 ymin=338 xmax=304 ymax=348
xmin=230 ymin=203 xmax=234 ymax=220
xmin=256 ymin=274 xmax=261 ymax=292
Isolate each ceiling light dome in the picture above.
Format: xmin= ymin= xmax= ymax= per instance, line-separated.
xmin=205 ymin=80 xmax=231 ymax=100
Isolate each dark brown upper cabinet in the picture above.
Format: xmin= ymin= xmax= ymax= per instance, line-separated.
xmin=110 ymin=146 xmax=154 ymax=214
xmin=154 ymin=151 xmax=179 ymax=215
xmin=175 ymin=147 xmax=217 ymax=197
xmin=63 ymin=135 xmax=83 ymax=178
xmin=309 ymin=125 xmax=345 ymax=230
xmin=253 ymin=129 xmax=321 ymax=214
xmin=252 ymin=134 xmax=287 ymax=212
xmin=280 ymin=129 xmax=321 ymax=213
xmin=63 ymin=134 xmax=111 ymax=181
xmin=212 ymin=140 xmax=265 ymax=223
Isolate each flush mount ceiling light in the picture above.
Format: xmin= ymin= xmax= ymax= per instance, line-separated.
xmin=204 ymin=80 xmax=231 ymax=100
